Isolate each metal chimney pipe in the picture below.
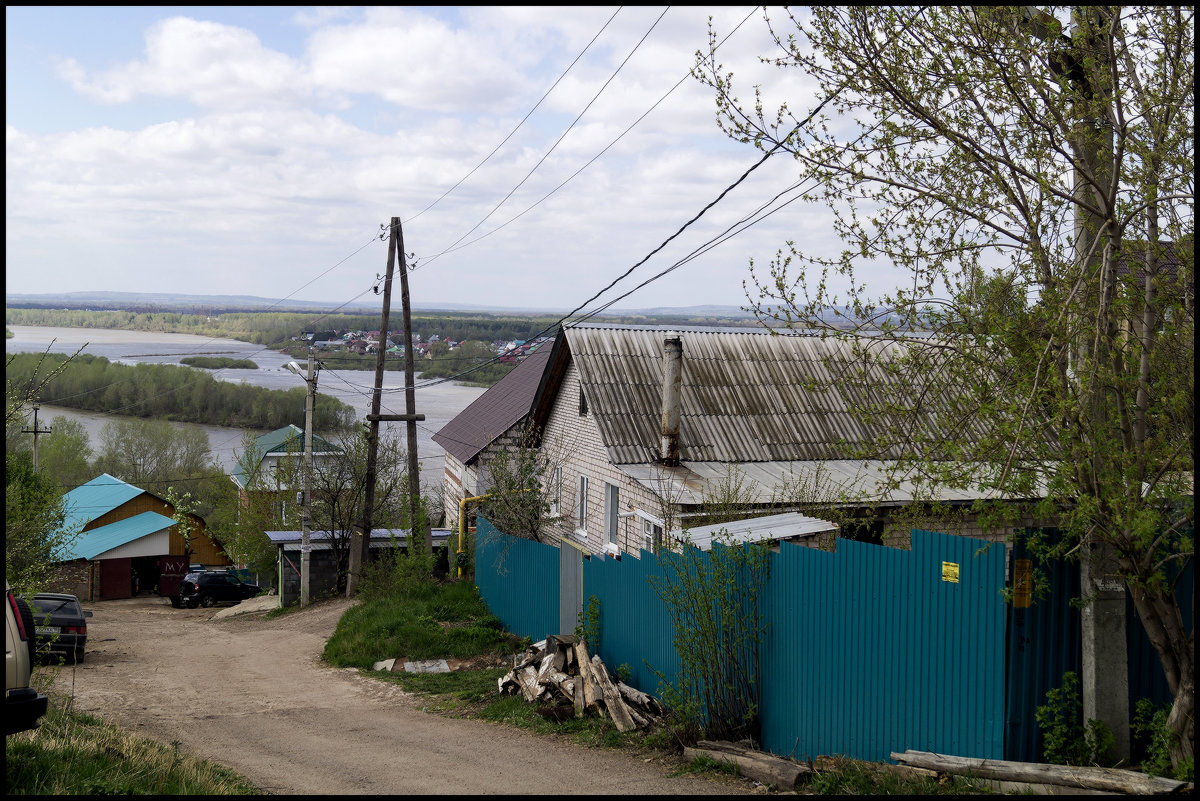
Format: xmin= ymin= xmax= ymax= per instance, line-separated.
xmin=659 ymin=336 xmax=683 ymax=465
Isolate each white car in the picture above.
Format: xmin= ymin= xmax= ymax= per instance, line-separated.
xmin=6 ymin=580 xmax=48 ymax=735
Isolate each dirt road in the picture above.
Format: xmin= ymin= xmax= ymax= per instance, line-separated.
xmin=47 ymin=596 xmax=749 ymax=795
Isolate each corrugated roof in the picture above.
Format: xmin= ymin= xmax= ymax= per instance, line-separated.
xmin=617 ymin=460 xmax=1037 ymax=507
xmin=433 ymin=343 xmax=553 ymax=464
xmin=230 ymin=424 xmax=342 ymax=489
xmin=61 ymin=511 xmax=176 ymax=560
xmin=557 ymin=323 xmax=948 ymax=465
xmin=60 ymin=473 xmax=146 ymax=535
xmin=670 ymin=511 xmax=838 ymax=551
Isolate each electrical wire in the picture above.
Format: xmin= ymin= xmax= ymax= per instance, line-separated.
xmin=403 ymin=7 xmax=622 ymax=225
xmin=424 ymin=7 xmax=672 ymax=260
xmin=416 ymin=6 xmax=761 ymax=267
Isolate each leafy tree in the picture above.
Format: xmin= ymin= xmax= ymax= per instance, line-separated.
xmin=697 ymin=6 xmax=1193 ymax=764
xmin=92 ymin=417 xmax=217 ymax=490
xmin=220 ymin=432 xmax=299 ymax=581
xmin=5 ymin=452 xmax=75 ymax=595
xmin=36 ymin=416 xmax=94 ymax=492
xmin=308 ymin=428 xmax=416 ymax=593
xmin=478 ymin=429 xmax=569 ymax=545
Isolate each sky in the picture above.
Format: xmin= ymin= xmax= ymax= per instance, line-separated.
xmin=6 ymin=6 xmax=843 ymax=313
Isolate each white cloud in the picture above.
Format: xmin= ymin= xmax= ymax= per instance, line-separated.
xmin=57 ymin=17 xmax=309 ymax=109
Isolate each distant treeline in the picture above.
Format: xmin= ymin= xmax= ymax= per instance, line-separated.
xmin=7 ymin=353 xmax=356 ymax=430
xmin=180 ymin=356 xmax=258 ymax=369
xmin=4 ymin=307 xmax=760 ymax=349
xmin=4 ymin=307 xmax=560 ymax=348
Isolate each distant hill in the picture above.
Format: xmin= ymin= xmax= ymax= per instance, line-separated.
xmin=5 ymin=291 xmax=759 ymax=320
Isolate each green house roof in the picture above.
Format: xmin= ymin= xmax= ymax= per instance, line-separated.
xmin=230 ymin=424 xmax=342 ymax=490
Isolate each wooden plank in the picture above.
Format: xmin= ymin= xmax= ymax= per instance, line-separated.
xmin=891 ymin=751 xmax=1189 ymax=795
xmin=590 ymin=655 xmax=636 ymax=733
xmin=684 ymin=745 xmax=809 ymax=788
xmin=573 ymin=642 xmax=601 ymax=710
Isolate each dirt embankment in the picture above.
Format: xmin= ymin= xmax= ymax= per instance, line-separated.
xmin=47 ymin=596 xmax=750 ymax=795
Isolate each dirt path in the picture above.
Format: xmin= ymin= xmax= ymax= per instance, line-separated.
xmin=47 ymin=596 xmax=750 ymax=795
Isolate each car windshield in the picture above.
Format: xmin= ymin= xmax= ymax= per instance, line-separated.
xmin=31 ymin=598 xmax=76 ymax=616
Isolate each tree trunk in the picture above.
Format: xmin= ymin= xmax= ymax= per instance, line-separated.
xmin=1128 ymin=578 xmax=1194 ymax=768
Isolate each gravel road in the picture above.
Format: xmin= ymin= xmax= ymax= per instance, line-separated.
xmin=47 ymin=595 xmax=751 ymax=795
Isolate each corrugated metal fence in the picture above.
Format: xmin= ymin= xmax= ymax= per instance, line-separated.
xmin=476 ymin=519 xmax=1007 ymax=763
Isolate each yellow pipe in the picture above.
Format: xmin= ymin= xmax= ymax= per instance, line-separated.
xmin=458 ymin=493 xmax=494 ymax=578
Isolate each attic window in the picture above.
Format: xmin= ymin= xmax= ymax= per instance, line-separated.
xmin=578 ymin=386 xmax=588 ymax=416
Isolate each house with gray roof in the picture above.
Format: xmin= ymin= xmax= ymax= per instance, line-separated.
xmin=518 ymin=323 xmax=1043 ymax=558
xmin=50 ymin=473 xmax=228 ymax=601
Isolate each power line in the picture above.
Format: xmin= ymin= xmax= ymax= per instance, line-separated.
xmin=423 ymin=7 xmax=672 ymax=261
xmin=417 ymin=6 xmax=761 ymax=266
xmin=403 ymin=7 xmax=622 ymax=225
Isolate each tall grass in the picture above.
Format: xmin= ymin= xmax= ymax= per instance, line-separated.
xmin=5 ymin=701 xmax=259 ymax=795
xmin=322 ymin=552 xmax=521 ymax=668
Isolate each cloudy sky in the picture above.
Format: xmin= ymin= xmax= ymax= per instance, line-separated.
xmin=7 ymin=6 xmax=841 ymax=313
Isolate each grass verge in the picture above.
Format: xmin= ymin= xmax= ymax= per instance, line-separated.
xmin=5 ymin=700 xmax=259 ymax=795
xmin=326 ymin=564 xmax=994 ymax=794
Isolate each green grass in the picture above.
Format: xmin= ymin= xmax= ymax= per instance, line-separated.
xmin=5 ymin=701 xmax=260 ymax=795
xmin=322 ymin=576 xmax=522 ymax=668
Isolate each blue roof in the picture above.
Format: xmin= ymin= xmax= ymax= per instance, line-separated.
xmin=60 ymin=473 xmax=146 ymax=535
xmin=61 ymin=511 xmax=177 ymax=560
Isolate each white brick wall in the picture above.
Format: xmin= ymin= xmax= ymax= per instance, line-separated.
xmin=541 ymin=362 xmax=671 ymax=556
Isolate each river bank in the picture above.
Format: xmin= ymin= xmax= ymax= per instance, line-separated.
xmin=6 ymin=325 xmax=487 ymax=493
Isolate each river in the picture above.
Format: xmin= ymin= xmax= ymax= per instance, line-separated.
xmin=5 ymin=325 xmax=487 ymax=497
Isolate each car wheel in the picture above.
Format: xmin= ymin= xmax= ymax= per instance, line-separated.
xmin=169 ymin=595 xmax=183 ymax=608
xmin=200 ymin=595 xmax=217 ymax=608
xmin=75 ymin=648 xmax=85 ymax=664
xmin=186 ymin=599 xmax=199 ymax=609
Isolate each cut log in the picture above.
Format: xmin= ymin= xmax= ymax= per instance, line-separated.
xmin=890 ymin=751 xmax=1190 ymax=795
xmin=685 ymin=742 xmax=810 ymax=788
xmin=619 ymin=681 xmax=664 ymax=716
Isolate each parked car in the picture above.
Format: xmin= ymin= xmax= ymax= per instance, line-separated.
xmin=178 ymin=571 xmax=261 ymax=608
xmin=6 ymin=580 xmax=48 ymax=735
xmin=30 ymin=593 xmax=91 ymax=664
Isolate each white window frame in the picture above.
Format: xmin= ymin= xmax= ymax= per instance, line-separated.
xmin=548 ymin=466 xmax=562 ymax=517
xmin=634 ymin=509 xmax=665 ymax=553
xmin=576 ymin=474 xmax=589 ymax=533
xmin=604 ymin=483 xmax=621 ymax=547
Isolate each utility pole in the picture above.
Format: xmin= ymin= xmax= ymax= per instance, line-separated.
xmin=21 ymin=403 xmax=51 ymax=470
xmin=285 ymin=347 xmax=318 ymax=607
xmin=1015 ymin=5 xmax=1128 ymax=761
xmin=348 ymin=217 xmax=425 ymax=597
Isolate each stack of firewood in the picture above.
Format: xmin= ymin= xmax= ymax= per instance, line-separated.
xmin=497 ymin=634 xmax=664 ymax=732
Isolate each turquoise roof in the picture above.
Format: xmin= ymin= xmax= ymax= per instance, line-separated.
xmin=230 ymin=424 xmax=342 ymax=489
xmin=61 ymin=511 xmax=177 ymax=560
xmin=60 ymin=473 xmax=145 ymax=536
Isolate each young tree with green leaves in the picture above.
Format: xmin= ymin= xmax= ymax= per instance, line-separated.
xmin=697 ymin=6 xmax=1192 ymax=765
xmin=5 ymin=452 xmax=76 ymax=595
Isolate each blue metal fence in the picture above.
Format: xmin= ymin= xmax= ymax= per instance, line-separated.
xmin=474 ymin=523 xmax=1008 ymax=763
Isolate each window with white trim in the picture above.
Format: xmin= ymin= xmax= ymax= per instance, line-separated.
xmin=547 ymin=466 xmax=562 ymax=517
xmin=576 ymin=474 xmax=589 ymax=532
xmin=604 ymin=483 xmax=620 ymax=546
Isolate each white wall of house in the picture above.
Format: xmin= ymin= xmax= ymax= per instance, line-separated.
xmin=95 ymin=530 xmax=171 ymax=559
xmin=540 ymin=362 xmax=667 ymax=556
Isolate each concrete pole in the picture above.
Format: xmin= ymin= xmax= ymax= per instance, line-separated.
xmin=301 ymin=348 xmax=315 ymax=608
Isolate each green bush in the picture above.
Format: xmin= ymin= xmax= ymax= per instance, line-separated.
xmin=1036 ymin=671 xmax=1115 ymax=766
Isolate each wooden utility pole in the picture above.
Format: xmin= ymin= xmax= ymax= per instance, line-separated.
xmin=21 ymin=403 xmax=51 ymax=470
xmin=347 ymin=218 xmax=426 ymax=597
